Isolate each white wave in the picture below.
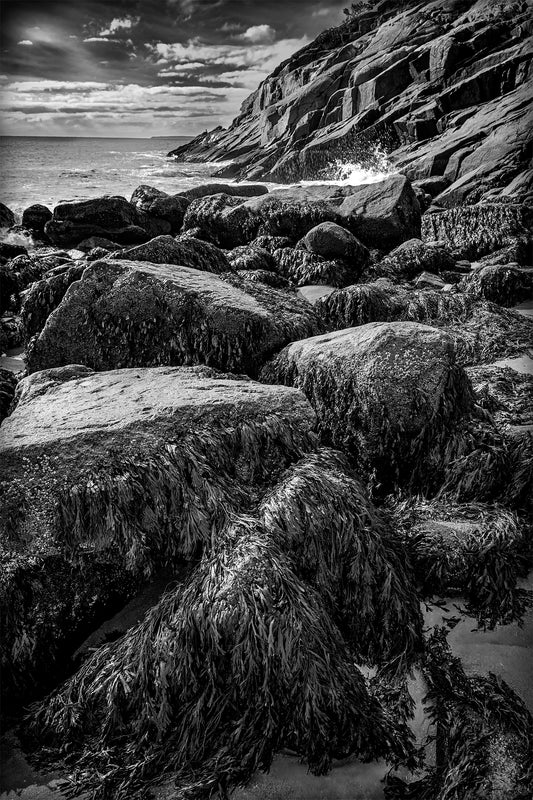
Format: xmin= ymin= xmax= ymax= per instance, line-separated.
xmin=0 ymin=228 xmax=36 ymax=250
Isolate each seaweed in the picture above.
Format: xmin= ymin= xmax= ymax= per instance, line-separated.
xmin=387 ymin=498 xmax=532 ymax=628
xmin=386 ymin=628 xmax=533 ymax=799
xmin=28 ymin=508 xmax=417 ymax=799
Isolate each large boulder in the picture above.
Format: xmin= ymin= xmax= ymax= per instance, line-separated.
xmin=130 ymin=185 xmax=189 ymax=234
xmin=181 ymin=193 xmax=259 ymax=248
xmin=21 ymin=204 xmax=52 ymax=238
xmin=261 ymin=321 xmax=474 ymax=491
xmin=298 ymin=221 xmax=369 ymax=266
xmin=0 ymin=364 xmax=315 ymax=702
xmin=115 ymin=235 xmax=231 ymax=273
xmin=372 ymin=238 xmax=456 ymax=281
xmin=25 ymin=259 xmax=322 ymax=376
xmin=44 ymin=196 xmax=170 ymax=247
xmin=0 ymin=201 xmax=15 ymax=229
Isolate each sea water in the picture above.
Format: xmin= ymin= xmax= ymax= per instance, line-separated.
xmin=0 ymin=135 xmax=215 ymax=218
xmin=0 ymin=136 xmax=395 ymax=223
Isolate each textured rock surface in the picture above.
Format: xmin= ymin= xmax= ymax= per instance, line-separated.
xmin=25 ymin=259 xmax=321 ymax=376
xmin=273 ymin=247 xmax=355 ymax=287
xmin=130 ymin=185 xmax=189 ymax=234
xmin=299 ymin=221 xmax=369 ymax=264
xmin=168 ymin=0 xmax=533 ymax=203
xmin=261 ymin=321 xmax=473 ymax=490
xmin=115 ymin=234 xmax=231 ymax=273
xmin=44 ymin=196 xmax=171 ymax=247
xmin=0 ymin=365 xmax=315 ymax=703
xmin=460 ymin=264 xmax=533 ymax=306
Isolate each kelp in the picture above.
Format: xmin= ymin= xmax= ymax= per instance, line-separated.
xmin=0 ymin=367 xmax=17 ymax=423
xmin=29 ymin=511 xmax=417 ymax=800
xmin=316 ymin=281 xmax=475 ymax=332
xmin=387 ymin=498 xmax=532 ymax=627
xmin=467 ymin=364 xmax=533 ymax=427
xmin=0 ymin=381 xmax=316 ymax=704
xmin=256 ymin=199 xmax=342 ymax=242
xmin=258 ymin=448 xmax=423 ymax=666
xmin=421 ymin=203 xmax=532 ymax=260
xmin=436 ymin=302 xmax=533 ymax=366
xmin=460 ymin=264 xmax=533 ymax=307
xmin=273 ymin=246 xmax=353 ymax=287
xmin=386 ymin=628 xmax=533 ymax=799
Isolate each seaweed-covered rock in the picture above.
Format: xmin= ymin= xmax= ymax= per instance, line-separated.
xmin=227 ymin=245 xmax=277 ymax=272
xmin=0 ymin=201 xmax=15 ymax=229
xmin=248 ymin=195 xmax=343 ymax=242
xmin=298 ymin=222 xmax=368 ymax=265
xmin=26 ymin=259 xmax=321 ymax=376
xmin=181 ymin=193 xmax=259 ymax=248
xmin=414 ymin=272 xmax=446 ymax=290
xmin=0 ymin=365 xmax=316 ymax=702
xmin=467 ymin=364 xmax=533 ymax=427
xmin=28 ymin=447 xmax=418 ymax=800
xmin=235 ymin=269 xmax=291 ymax=289
xmin=252 ymin=234 xmax=292 ymax=253
xmin=460 ymin=264 xmax=533 ymax=306
xmin=273 ymin=247 xmax=354 ymax=287
xmin=422 ymin=203 xmax=533 ymax=260
xmin=115 ymin=234 xmax=231 ymax=273
xmin=389 ymin=498 xmax=530 ymax=627
xmin=21 ymin=204 xmax=52 ymax=238
xmin=316 ymin=280 xmax=474 ymax=331
xmin=440 ymin=302 xmax=533 ymax=365
xmin=4 ymin=254 xmax=51 ymax=293
xmin=177 ymin=183 xmax=268 ymax=200
xmin=21 ymin=262 xmax=85 ymax=342
xmin=44 ymin=196 xmax=169 ymax=247
xmin=372 ymin=239 xmax=456 ymax=282
xmin=130 ymin=185 xmax=189 ymax=234
xmin=0 ymin=367 xmax=17 ymax=424
xmin=261 ymin=321 xmax=474 ymax=491
xmin=0 ymin=314 xmax=23 ymax=352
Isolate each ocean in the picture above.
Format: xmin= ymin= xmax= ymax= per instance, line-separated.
xmin=0 ymin=135 xmax=221 ymax=220
xmin=0 ymin=135 xmax=394 ymax=226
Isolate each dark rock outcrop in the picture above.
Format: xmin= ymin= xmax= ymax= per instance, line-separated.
xmin=167 ymin=1 xmax=533 ymax=205
xmin=21 ymin=262 xmax=86 ymax=342
xmin=130 ymin=185 xmax=190 ymax=234
xmin=371 ymin=238 xmax=456 ymax=281
xmin=0 ymin=202 xmax=15 ymax=229
xmin=298 ymin=221 xmax=369 ymax=265
xmin=21 ymin=204 xmax=52 ymax=238
xmin=460 ymin=264 xmax=533 ymax=306
xmin=26 ymin=259 xmax=322 ymax=376
xmin=227 ymin=245 xmax=278 ymax=272
xmin=44 ymin=196 xmax=172 ymax=247
xmin=273 ymin=247 xmax=355 ymax=287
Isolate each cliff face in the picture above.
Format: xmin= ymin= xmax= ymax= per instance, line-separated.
xmin=168 ymin=0 xmax=533 ymax=206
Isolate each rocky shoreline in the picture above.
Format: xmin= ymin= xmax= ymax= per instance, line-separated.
xmin=1 ymin=1 xmax=533 ymax=798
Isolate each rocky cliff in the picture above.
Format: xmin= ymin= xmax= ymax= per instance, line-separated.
xmin=168 ymin=0 xmax=533 ymax=207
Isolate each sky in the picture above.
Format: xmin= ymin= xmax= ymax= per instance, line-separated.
xmin=0 ymin=0 xmax=346 ymax=137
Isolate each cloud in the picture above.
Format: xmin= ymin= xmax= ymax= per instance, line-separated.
xmin=18 ymin=40 xmax=34 ymax=46
xmin=99 ymin=16 xmax=140 ymax=37
xmin=239 ymin=25 xmax=276 ymax=44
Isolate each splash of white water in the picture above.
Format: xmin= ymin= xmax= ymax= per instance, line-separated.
xmin=300 ymin=146 xmax=395 ymax=187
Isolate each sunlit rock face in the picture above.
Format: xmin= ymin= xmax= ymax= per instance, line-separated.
xmin=168 ymin=0 xmax=533 ymax=205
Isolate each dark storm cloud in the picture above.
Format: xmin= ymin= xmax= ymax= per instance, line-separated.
xmin=0 ymin=0 xmax=345 ymax=135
